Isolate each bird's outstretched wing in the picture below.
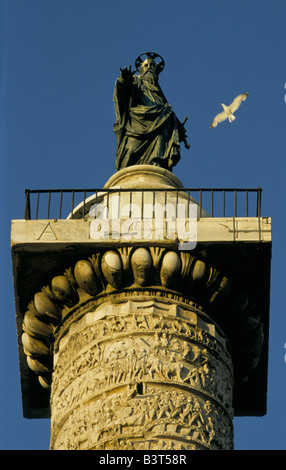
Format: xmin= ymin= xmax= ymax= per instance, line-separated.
xmin=210 ymin=111 xmax=228 ymax=128
xmin=228 ymin=92 xmax=249 ymax=113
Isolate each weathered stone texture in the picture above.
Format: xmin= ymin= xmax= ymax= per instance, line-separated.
xmin=50 ymin=298 xmax=233 ymax=450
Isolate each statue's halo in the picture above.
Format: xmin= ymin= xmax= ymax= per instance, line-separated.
xmin=135 ymin=52 xmax=165 ymax=73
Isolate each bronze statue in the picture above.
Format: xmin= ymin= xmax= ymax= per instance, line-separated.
xmin=113 ymin=52 xmax=190 ymax=172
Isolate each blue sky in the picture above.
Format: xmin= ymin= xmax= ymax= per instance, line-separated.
xmin=1 ymin=0 xmax=285 ymax=450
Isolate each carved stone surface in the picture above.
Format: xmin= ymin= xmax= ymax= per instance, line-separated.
xmin=19 ymin=239 xmax=244 ymax=449
xmin=50 ymin=299 xmax=233 ymax=450
xmin=21 ymin=244 xmax=264 ymax=401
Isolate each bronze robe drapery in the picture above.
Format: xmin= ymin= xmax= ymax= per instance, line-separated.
xmin=113 ymin=75 xmax=184 ymax=171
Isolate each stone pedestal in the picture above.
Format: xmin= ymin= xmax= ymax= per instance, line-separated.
xmin=11 ymin=166 xmax=272 ymax=450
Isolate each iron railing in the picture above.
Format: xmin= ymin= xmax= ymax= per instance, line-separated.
xmin=24 ymin=187 xmax=262 ymax=221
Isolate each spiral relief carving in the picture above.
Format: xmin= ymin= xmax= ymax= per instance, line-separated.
xmin=49 ymin=298 xmax=234 ymax=450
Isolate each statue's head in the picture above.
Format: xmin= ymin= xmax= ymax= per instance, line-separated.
xmin=135 ymin=52 xmax=165 ymax=82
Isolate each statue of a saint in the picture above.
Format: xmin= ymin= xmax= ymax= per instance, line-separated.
xmin=113 ymin=52 xmax=189 ymax=172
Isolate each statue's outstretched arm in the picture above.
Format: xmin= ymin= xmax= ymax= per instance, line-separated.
xmin=118 ymin=64 xmax=135 ymax=85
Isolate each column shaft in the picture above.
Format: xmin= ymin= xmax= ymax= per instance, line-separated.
xmin=50 ymin=297 xmax=234 ymax=450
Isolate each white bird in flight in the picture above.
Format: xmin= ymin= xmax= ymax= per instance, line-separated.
xmin=210 ymin=92 xmax=249 ymax=128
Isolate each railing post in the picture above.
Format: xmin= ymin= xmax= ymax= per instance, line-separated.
xmin=24 ymin=190 xmax=31 ymax=220
xmin=47 ymin=191 xmax=51 ymax=219
xmin=83 ymin=191 xmax=86 ymax=219
xmin=71 ymin=191 xmax=75 ymax=219
xmin=257 ymin=187 xmax=262 ymax=218
xmin=59 ymin=191 xmax=63 ymax=219
xmin=223 ymin=190 xmax=225 ymax=217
